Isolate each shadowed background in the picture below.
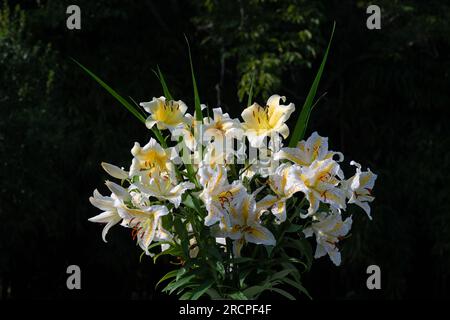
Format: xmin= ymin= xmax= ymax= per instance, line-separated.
xmin=1 ymin=0 xmax=449 ymax=299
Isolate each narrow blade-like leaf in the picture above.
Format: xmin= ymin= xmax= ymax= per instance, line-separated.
xmin=269 ymin=287 xmax=296 ymax=300
xmin=184 ymin=35 xmax=202 ymax=122
xmin=154 ymin=65 xmax=174 ymax=101
xmin=247 ymin=70 xmax=256 ymax=107
xmin=155 ymin=269 xmax=178 ymax=289
xmin=72 ymin=58 xmax=146 ymax=124
xmin=288 ymin=22 xmax=336 ymax=147
xmin=190 ymin=280 xmax=214 ymax=300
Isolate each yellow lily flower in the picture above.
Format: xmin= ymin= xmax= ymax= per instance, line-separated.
xmin=140 ymin=96 xmax=188 ymax=131
xmin=274 ymin=131 xmax=343 ymax=166
xmin=288 ymin=159 xmax=346 ymax=217
xmin=130 ymin=138 xmax=175 ymax=178
xmin=303 ymin=212 xmax=352 ymax=266
xmin=241 ymin=94 xmax=295 ymax=147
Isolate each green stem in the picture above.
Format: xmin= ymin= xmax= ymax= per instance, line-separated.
xmin=276 ymin=197 xmax=307 ymax=250
xmin=151 ymin=127 xmax=167 ymax=148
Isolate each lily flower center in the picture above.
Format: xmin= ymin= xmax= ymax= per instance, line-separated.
xmin=154 ymin=100 xmax=183 ymax=125
xmin=251 ymin=105 xmax=271 ymax=131
xmin=141 ymin=150 xmax=168 ymax=171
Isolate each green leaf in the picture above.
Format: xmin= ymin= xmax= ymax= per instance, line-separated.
xmin=182 ymin=193 xmax=196 ymax=210
xmin=280 ymin=262 xmax=301 ymax=282
xmin=239 ymin=269 xmax=252 ymax=288
xmin=282 ymin=278 xmax=312 ymax=300
xmin=179 ymin=291 xmax=193 ymax=300
xmin=215 ymin=261 xmax=225 ymax=277
xmin=247 ymin=70 xmax=256 ymax=107
xmin=285 ymin=239 xmax=313 ymax=270
xmin=176 ymin=267 xmax=187 ymax=281
xmin=151 ymin=127 xmax=167 ymax=148
xmin=155 ymin=269 xmax=178 ymax=289
xmin=139 ymin=251 xmax=146 ymax=263
xmin=173 ymin=218 xmax=189 ymax=258
xmin=205 ymin=288 xmax=222 ymax=300
xmin=285 ymin=224 xmax=303 ymax=233
xmin=269 ymin=269 xmax=294 ymax=281
xmin=190 ymin=280 xmax=214 ymax=300
xmin=265 ymin=245 xmax=275 ymax=257
xmin=163 ymin=274 xmax=196 ymax=294
xmin=288 ymin=22 xmax=336 ymax=147
xmin=228 ymin=291 xmax=248 ymax=300
xmin=152 ymin=245 xmax=182 ymax=264
xmin=269 ymin=287 xmax=296 ymax=300
xmin=183 ymin=192 xmax=203 ymax=215
xmin=155 ymin=65 xmax=173 ymax=100
xmin=243 ymin=285 xmax=266 ymax=299
xmin=184 ymin=35 xmax=202 ymax=122
xmin=232 ymin=257 xmax=255 ymax=264
xmin=71 ymin=58 xmax=146 ymax=124
xmin=146 ymin=241 xmax=172 ymax=254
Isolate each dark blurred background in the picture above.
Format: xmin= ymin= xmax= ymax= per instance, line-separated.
xmin=1 ymin=0 xmax=449 ymax=300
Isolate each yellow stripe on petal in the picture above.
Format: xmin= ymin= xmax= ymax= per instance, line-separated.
xmin=245 ymin=225 xmax=276 ymax=246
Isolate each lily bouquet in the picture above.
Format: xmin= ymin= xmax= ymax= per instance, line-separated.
xmin=82 ymin=29 xmax=377 ymax=300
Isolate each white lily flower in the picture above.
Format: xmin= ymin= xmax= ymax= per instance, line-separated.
xmin=241 ymin=95 xmax=295 ymax=147
xmin=288 ymin=159 xmax=347 ymax=217
xmin=129 ymin=138 xmax=175 ymax=179
xmin=120 ymin=205 xmax=169 ymax=255
xmin=138 ymin=220 xmax=173 ymax=258
xmin=197 ymin=161 xmax=222 ymax=187
xmin=154 ymin=219 xmax=173 ymax=250
xmin=198 ymin=165 xmax=247 ymax=227
xmin=197 ymin=138 xmax=244 ymax=169
xmin=134 ymin=170 xmax=195 ymax=208
xmin=203 ymin=107 xmax=243 ymax=141
xmin=241 ymin=150 xmax=274 ymax=179
xmin=103 ymin=180 xmax=153 ymax=216
xmin=303 ymin=212 xmax=352 ymax=266
xmin=167 ymin=105 xmax=208 ymax=160
xmin=342 ymin=161 xmax=377 ymax=219
xmin=88 ymin=189 xmax=122 ymax=242
xmin=220 ymin=193 xmax=276 ymax=257
xmin=140 ymin=96 xmax=188 ymax=131
xmin=274 ymin=131 xmax=343 ymax=166
xmin=242 ymin=134 xmax=283 ymax=179
xmin=258 ymin=163 xmax=302 ymax=223
xmin=170 ymin=113 xmax=199 ymax=152
xmin=101 ymin=162 xmax=129 ymax=180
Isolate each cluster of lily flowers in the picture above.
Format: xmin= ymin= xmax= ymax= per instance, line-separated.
xmin=89 ymin=94 xmax=377 ymax=266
